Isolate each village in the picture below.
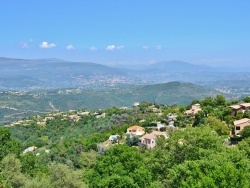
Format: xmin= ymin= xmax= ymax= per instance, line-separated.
xmin=6 ymin=96 xmax=250 ymax=155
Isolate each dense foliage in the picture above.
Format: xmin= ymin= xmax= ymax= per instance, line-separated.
xmin=1 ymin=96 xmax=250 ymax=187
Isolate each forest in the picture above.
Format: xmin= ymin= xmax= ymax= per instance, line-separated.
xmin=1 ymin=95 xmax=250 ymax=187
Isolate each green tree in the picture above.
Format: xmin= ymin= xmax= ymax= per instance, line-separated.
xmin=240 ymin=126 xmax=250 ymax=139
xmin=215 ymin=94 xmax=226 ymax=106
xmin=0 ymin=127 xmax=22 ymax=160
xmin=164 ymin=127 xmax=223 ymax=164
xmin=50 ymin=163 xmax=87 ymax=188
xmin=167 ymin=149 xmax=250 ymax=188
xmin=20 ymin=152 xmax=49 ymax=177
xmin=243 ymin=96 xmax=250 ymax=103
xmin=89 ymin=145 xmax=152 ymax=188
xmin=0 ymin=154 xmax=27 ymax=187
xmin=206 ymin=116 xmax=230 ymax=135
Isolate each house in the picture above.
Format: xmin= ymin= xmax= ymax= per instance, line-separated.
xmin=44 ymin=116 xmax=54 ymax=121
xmin=229 ymin=105 xmax=243 ymax=116
xmin=68 ymin=114 xmax=80 ymax=122
xmin=229 ymin=103 xmax=250 ymax=116
xmin=96 ymin=113 xmax=106 ymax=118
xmin=133 ymin=102 xmax=140 ymax=107
xmin=126 ymin=125 xmax=145 ymax=136
xmin=185 ymin=104 xmax=202 ymax=116
xmin=139 ymin=131 xmax=168 ymax=149
xmin=239 ymin=103 xmax=250 ymax=112
xmin=119 ymin=107 xmax=128 ymax=110
xmin=23 ymin=146 xmax=37 ymax=154
xmin=157 ymin=122 xmax=167 ymax=130
xmin=234 ymin=118 xmax=250 ymax=135
xmin=109 ymin=135 xmax=119 ymax=142
xmin=167 ymin=113 xmax=178 ymax=121
xmin=152 ymin=107 xmax=159 ymax=112
xmin=78 ymin=111 xmax=90 ymax=115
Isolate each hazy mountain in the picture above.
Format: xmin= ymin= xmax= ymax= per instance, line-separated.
xmin=148 ymin=60 xmax=215 ymax=72
xmin=0 ymin=57 xmax=125 ymax=76
xmin=0 ymin=57 xmax=141 ymax=90
xmin=1 ymin=57 xmax=250 ymax=90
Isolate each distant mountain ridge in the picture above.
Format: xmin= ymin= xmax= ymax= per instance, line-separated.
xmin=148 ymin=60 xmax=215 ymax=72
xmin=0 ymin=57 xmax=139 ymax=90
xmin=0 ymin=57 xmax=250 ymax=90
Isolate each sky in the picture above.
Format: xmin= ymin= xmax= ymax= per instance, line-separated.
xmin=0 ymin=0 xmax=250 ymax=68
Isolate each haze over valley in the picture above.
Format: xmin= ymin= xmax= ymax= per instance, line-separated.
xmin=0 ymin=57 xmax=250 ymax=124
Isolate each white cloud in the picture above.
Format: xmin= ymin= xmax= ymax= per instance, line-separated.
xmin=21 ymin=43 xmax=29 ymax=48
xmin=117 ymin=45 xmax=125 ymax=50
xmin=156 ymin=45 xmax=162 ymax=50
xmin=90 ymin=46 xmax=98 ymax=51
xmin=142 ymin=45 xmax=150 ymax=49
xmin=66 ymin=45 xmax=74 ymax=50
xmin=39 ymin=42 xmax=56 ymax=49
xmin=106 ymin=45 xmax=125 ymax=51
xmin=106 ymin=45 xmax=116 ymax=51
xmin=29 ymin=38 xmax=33 ymax=42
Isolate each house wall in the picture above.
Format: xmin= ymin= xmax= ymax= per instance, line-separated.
xmin=142 ymin=138 xmax=156 ymax=148
xmin=235 ymin=122 xmax=250 ymax=135
xmin=127 ymin=128 xmax=145 ymax=136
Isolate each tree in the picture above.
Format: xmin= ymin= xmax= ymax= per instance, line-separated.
xmin=0 ymin=127 xmax=22 ymax=160
xmin=167 ymin=151 xmax=250 ymax=188
xmin=0 ymin=154 xmax=27 ymax=187
xmin=201 ymin=97 xmax=215 ymax=107
xmin=20 ymin=152 xmax=49 ymax=177
xmin=240 ymin=126 xmax=250 ymax=139
xmin=50 ymin=163 xmax=87 ymax=188
xmin=164 ymin=127 xmax=223 ymax=164
xmin=215 ymin=94 xmax=226 ymax=106
xmin=206 ymin=116 xmax=230 ymax=135
xmin=89 ymin=145 xmax=152 ymax=188
xmin=192 ymin=111 xmax=205 ymax=127
xmin=243 ymin=96 xmax=250 ymax=103
xmin=238 ymin=137 xmax=250 ymax=158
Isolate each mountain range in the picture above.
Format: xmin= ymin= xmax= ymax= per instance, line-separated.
xmin=0 ymin=57 xmax=249 ymax=90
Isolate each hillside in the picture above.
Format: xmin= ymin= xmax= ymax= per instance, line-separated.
xmin=0 ymin=82 xmax=217 ymax=124
xmin=2 ymin=96 xmax=250 ymax=187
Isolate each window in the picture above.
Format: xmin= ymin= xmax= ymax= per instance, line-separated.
xmin=236 ymin=126 xmax=241 ymax=130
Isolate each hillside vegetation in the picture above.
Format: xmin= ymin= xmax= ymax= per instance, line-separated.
xmin=1 ymin=95 xmax=250 ymax=187
xmin=0 ymin=81 xmax=216 ymax=124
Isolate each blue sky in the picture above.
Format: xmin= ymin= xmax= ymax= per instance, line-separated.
xmin=1 ymin=0 xmax=250 ymax=67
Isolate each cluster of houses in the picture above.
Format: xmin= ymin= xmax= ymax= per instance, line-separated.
xmin=229 ymin=103 xmax=250 ymax=136
xmin=23 ymin=146 xmax=50 ymax=157
xmin=6 ymin=110 xmax=107 ymax=127
xmin=13 ymin=100 xmax=250 ymax=154
xmin=126 ymin=125 xmax=168 ymax=149
xmin=109 ymin=125 xmax=170 ymax=149
xmin=107 ymin=101 xmax=250 ymax=148
xmin=184 ymin=102 xmax=250 ymax=137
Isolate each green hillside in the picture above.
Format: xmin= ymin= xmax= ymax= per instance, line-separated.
xmin=0 ymin=82 xmax=217 ymax=124
xmin=1 ymin=96 xmax=250 ymax=187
